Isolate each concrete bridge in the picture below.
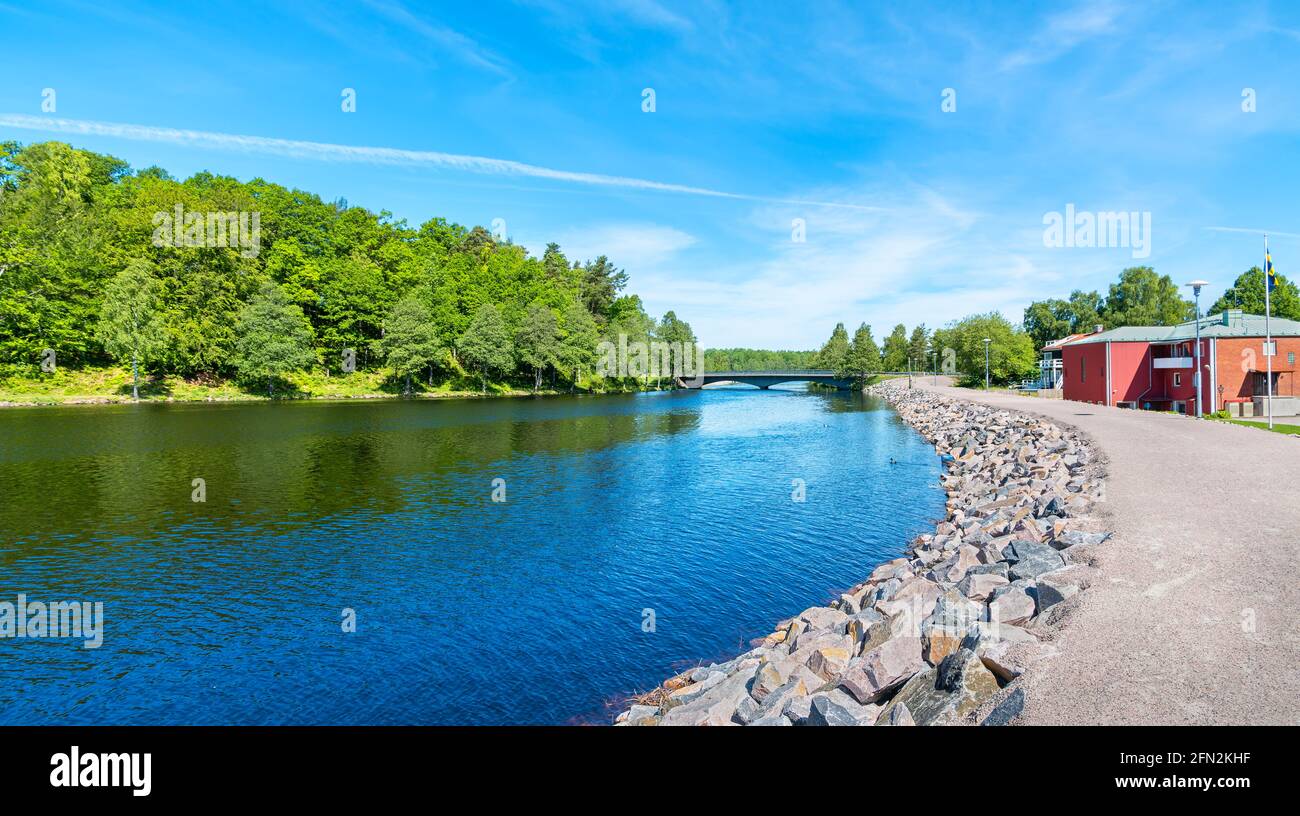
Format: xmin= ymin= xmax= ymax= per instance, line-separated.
xmin=676 ymin=370 xmax=857 ymax=390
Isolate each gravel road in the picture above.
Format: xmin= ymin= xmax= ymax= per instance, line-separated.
xmin=916 ymin=379 xmax=1300 ymax=725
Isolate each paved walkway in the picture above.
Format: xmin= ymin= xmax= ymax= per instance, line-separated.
xmin=916 ymin=380 xmax=1299 ymax=725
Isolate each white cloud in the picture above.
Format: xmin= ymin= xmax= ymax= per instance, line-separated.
xmin=0 ymin=114 xmax=880 ymax=213
xmin=542 ymin=223 xmax=698 ymax=268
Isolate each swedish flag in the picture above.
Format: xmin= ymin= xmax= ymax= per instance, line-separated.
xmin=1267 ymin=250 xmax=1277 ymax=292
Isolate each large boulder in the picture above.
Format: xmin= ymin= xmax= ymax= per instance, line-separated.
xmin=875 ymin=577 xmax=941 ymax=619
xmin=798 ymin=606 xmax=850 ymax=633
xmin=876 ymin=702 xmax=915 ymax=726
xmin=979 ymin=639 xmax=1057 ymax=682
xmin=959 ymin=571 xmax=1009 ymax=602
xmin=800 ymin=689 xmax=879 ymax=726
xmin=1035 ymin=565 xmax=1095 ymax=612
xmin=838 ymin=636 xmax=925 ymax=704
xmin=979 ymin=688 xmax=1025 ymax=726
xmin=666 ymin=670 xmax=727 ymax=705
xmin=985 ymin=584 xmax=1036 ymax=626
xmin=660 ymin=665 xmax=760 ymax=726
xmin=1004 ymin=539 xmax=1065 ymax=581
xmin=867 ymin=557 xmax=911 ymax=583
xmin=878 ymin=648 xmax=1000 ymax=726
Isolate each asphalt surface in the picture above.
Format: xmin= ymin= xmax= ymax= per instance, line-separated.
xmin=916 ymin=378 xmax=1300 ymax=725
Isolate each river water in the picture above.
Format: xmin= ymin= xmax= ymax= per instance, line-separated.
xmin=0 ymin=385 xmax=943 ymax=724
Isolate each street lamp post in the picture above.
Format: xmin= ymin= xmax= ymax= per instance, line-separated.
xmin=1185 ymin=280 xmax=1209 ymax=417
xmin=983 ymin=338 xmax=991 ymax=390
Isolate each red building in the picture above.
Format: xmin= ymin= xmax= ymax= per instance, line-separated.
xmin=1058 ymin=310 xmax=1300 ymax=415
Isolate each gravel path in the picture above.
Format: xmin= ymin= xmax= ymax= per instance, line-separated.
xmin=916 ymin=379 xmax=1300 ymax=725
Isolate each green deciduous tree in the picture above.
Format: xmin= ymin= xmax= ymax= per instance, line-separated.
xmin=382 ymin=295 xmax=442 ymax=395
xmin=459 ymin=303 xmax=513 ymax=393
xmin=881 ymin=324 xmax=909 ymax=371
xmin=1208 ymin=267 xmax=1300 ymax=321
xmin=907 ymin=324 xmax=929 ymax=372
xmin=515 ymin=302 xmax=562 ymax=392
xmin=233 ymin=283 xmax=316 ymax=395
xmin=559 ymin=299 xmax=599 ymax=391
xmin=936 ymin=313 xmax=1037 ymax=386
xmin=98 ymin=258 xmax=167 ymax=399
xmin=1101 ymin=267 xmax=1192 ymax=327
xmin=844 ymin=322 xmax=881 ymax=385
xmin=815 ymin=323 xmax=851 ymax=374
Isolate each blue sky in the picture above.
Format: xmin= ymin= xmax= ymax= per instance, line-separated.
xmin=3 ymin=0 xmax=1300 ymax=349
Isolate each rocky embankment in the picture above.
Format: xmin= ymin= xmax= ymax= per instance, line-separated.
xmin=615 ymin=381 xmax=1111 ymax=726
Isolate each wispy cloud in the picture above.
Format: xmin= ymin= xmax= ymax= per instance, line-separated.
xmin=0 ymin=114 xmax=882 ymax=212
xmin=543 ymin=223 xmax=697 ymax=268
xmin=1000 ymin=1 xmax=1121 ymax=71
xmin=362 ymin=0 xmax=515 ymax=78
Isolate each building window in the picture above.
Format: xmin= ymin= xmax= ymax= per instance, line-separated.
xmin=1174 ymin=372 xmax=1182 ymax=387
xmin=1290 ymin=352 xmax=1296 ymax=366
xmin=1081 ymin=357 xmax=1086 ymax=382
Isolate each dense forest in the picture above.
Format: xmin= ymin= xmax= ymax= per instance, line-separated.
xmin=702 ymin=348 xmax=817 ymax=371
xmin=0 ymin=140 xmax=697 ymax=398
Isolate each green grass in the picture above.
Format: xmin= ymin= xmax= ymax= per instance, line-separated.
xmin=0 ymin=365 xmax=657 ymax=407
xmin=1211 ymin=417 xmax=1300 ymax=436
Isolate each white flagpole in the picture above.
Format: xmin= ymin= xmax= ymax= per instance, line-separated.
xmin=1265 ymin=234 xmax=1274 ymax=430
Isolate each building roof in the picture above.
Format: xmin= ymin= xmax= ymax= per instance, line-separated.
xmin=1062 ymin=310 xmax=1300 ymax=345
xmin=1041 ymin=332 xmax=1095 ymax=352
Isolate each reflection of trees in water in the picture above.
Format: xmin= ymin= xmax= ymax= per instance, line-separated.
xmin=807 ymin=390 xmax=887 ymax=414
xmin=0 ymin=400 xmax=704 ymax=550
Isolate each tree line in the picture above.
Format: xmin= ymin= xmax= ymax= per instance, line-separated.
xmin=0 ymin=140 xmax=697 ymax=397
xmin=809 ymin=316 xmax=1041 ymax=388
xmin=1022 ymin=264 xmax=1300 ymax=350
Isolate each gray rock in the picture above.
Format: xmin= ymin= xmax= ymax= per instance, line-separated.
xmin=980 ymin=688 xmax=1025 ymax=726
xmin=733 ymin=693 xmax=762 ymax=725
xmin=1035 ymin=565 xmax=1093 ymax=611
xmin=668 ymin=670 xmax=727 ymax=705
xmin=798 ymin=605 xmax=850 ymax=633
xmin=660 ymin=666 xmax=759 ymax=726
xmin=1051 ymin=529 xmax=1110 ymax=550
xmin=748 ymin=714 xmax=792 ymax=726
xmin=1004 ymin=539 xmax=1065 ymax=581
xmin=803 ymin=689 xmax=877 ymax=726
xmin=877 ymin=702 xmax=915 ymax=726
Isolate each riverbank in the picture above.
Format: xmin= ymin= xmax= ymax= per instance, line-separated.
xmin=0 ymin=365 xmax=665 ymax=408
xmin=615 ymin=381 xmax=1111 ymax=726
xmin=916 ymin=380 xmax=1300 ymax=724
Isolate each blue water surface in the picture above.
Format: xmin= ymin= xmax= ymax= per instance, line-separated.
xmin=0 ymin=385 xmax=943 ymax=724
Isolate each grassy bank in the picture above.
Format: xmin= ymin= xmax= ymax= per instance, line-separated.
xmin=1210 ymin=417 xmax=1300 ymax=436
xmin=0 ymin=366 xmax=661 ymax=407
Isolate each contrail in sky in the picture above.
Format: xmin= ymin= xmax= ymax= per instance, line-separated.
xmin=0 ymin=114 xmax=882 ymax=212
xmin=1205 ymin=226 xmax=1300 ymax=239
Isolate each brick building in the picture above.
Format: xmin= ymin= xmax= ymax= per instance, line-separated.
xmin=1058 ymin=310 xmax=1300 ymax=415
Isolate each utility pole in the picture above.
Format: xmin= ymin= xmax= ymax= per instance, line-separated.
xmin=1185 ymin=280 xmax=1208 ymax=417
